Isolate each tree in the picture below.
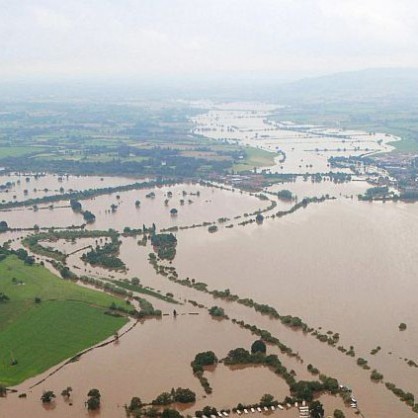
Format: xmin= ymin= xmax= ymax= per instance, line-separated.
xmin=0 ymin=384 xmax=7 ymax=397
xmin=162 ymin=409 xmax=183 ymax=418
xmin=41 ymin=391 xmax=56 ymax=403
xmin=251 ymin=339 xmax=267 ymax=354
xmin=260 ymin=394 xmax=275 ymax=407
xmin=131 ymin=277 xmax=140 ymax=286
xmin=128 ymin=397 xmax=142 ymax=411
xmin=193 ymin=351 xmax=218 ymax=367
xmin=255 ymin=213 xmax=264 ymax=224
xmin=209 ymin=306 xmax=225 ymax=318
xmin=371 ymin=369 xmax=384 ymax=381
xmin=309 ymin=400 xmax=324 ymax=418
xmin=202 ymin=406 xmax=217 ymax=416
xmin=321 ymin=376 xmax=339 ymax=394
xmin=333 ymin=409 xmax=345 ymax=418
xmin=135 ymin=200 xmax=141 ymax=207
xmin=70 ymin=199 xmax=82 ymax=212
xmin=152 ymin=392 xmax=172 ymax=405
xmin=87 ymin=388 xmax=101 ymax=399
xmin=143 ymin=407 xmax=160 ymax=417
xmin=277 ymin=190 xmax=293 ymax=200
xmin=0 ymin=221 xmax=8 ymax=232
xmin=61 ymin=386 xmax=72 ymax=399
xmin=87 ymin=396 xmax=101 ymax=410
xmin=86 ymin=388 xmax=101 ymax=410
xmin=224 ymin=348 xmax=252 ymax=364
xmin=399 ymin=322 xmax=407 ymax=331
xmin=172 ymin=387 xmax=196 ymax=403
xmin=170 ymin=208 xmax=178 ymax=216
xmin=82 ymin=210 xmax=96 ymax=223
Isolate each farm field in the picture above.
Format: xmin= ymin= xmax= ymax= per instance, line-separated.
xmin=0 ymin=255 xmax=128 ymax=386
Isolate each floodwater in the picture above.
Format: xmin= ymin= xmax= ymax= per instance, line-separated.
xmin=0 ymin=183 xmax=270 ymax=230
xmin=0 ymin=173 xmax=136 ymax=203
xmin=0 ymin=314 xmax=296 ymax=418
xmin=0 ymin=106 xmax=417 ymax=417
xmin=3 ymin=192 xmax=418 ymax=417
xmin=193 ymin=106 xmax=399 ymax=174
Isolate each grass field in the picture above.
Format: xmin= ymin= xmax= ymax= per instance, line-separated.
xmin=0 ymin=146 xmax=46 ymax=159
xmin=388 ymin=135 xmax=418 ymax=153
xmin=0 ymin=256 xmax=128 ymax=386
xmin=233 ymin=147 xmax=277 ymax=172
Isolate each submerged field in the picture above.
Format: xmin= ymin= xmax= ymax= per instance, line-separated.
xmin=0 ymin=102 xmax=417 ymax=417
xmin=0 ymin=256 xmax=128 ymax=386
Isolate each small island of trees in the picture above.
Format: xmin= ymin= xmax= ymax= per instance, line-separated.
xmin=277 ymin=189 xmax=293 ymax=200
xmin=151 ymin=233 xmax=177 ymax=260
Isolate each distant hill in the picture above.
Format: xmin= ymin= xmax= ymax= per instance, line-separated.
xmin=273 ymin=68 xmax=418 ymax=103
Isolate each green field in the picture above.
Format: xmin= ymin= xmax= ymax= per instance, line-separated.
xmin=0 ymin=146 xmax=46 ymax=159
xmin=0 ymin=256 xmax=128 ymax=386
xmin=233 ymin=147 xmax=277 ymax=172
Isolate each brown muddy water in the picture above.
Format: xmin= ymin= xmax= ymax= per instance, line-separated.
xmin=0 ymin=173 xmax=136 ymax=203
xmin=192 ymin=106 xmax=399 ymax=174
xmin=0 ymin=183 xmax=270 ymax=230
xmin=1 ymin=177 xmax=418 ymax=417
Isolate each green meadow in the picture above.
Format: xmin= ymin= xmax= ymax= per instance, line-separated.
xmin=0 ymin=256 xmax=128 ymax=386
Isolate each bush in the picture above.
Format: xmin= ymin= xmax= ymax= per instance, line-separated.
xmin=371 ymin=370 xmax=384 ymax=381
xmin=209 ymin=306 xmax=225 ymax=318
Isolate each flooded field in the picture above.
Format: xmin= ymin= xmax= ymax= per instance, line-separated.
xmin=0 ymin=183 xmax=270 ymax=230
xmin=0 ymin=173 xmax=136 ymax=203
xmin=0 ymin=107 xmax=417 ymax=418
xmin=193 ymin=104 xmax=399 ymax=174
xmin=2 ymin=187 xmax=417 ymax=417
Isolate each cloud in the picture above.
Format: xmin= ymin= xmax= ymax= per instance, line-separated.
xmin=0 ymin=0 xmax=417 ymax=79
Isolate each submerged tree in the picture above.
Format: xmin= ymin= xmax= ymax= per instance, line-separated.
xmin=309 ymin=400 xmax=324 ymax=418
xmin=162 ymin=409 xmax=183 ymax=418
xmin=251 ymin=339 xmax=267 ymax=354
xmin=260 ymin=393 xmax=275 ymax=407
xmin=86 ymin=388 xmax=101 ymax=410
xmin=41 ymin=391 xmax=56 ymax=403
xmin=0 ymin=221 xmax=8 ymax=232
xmin=61 ymin=386 xmax=72 ymax=399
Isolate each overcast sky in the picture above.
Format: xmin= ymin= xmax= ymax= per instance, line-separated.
xmin=1 ymin=0 xmax=418 ymax=81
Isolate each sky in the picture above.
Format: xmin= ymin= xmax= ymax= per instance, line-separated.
xmin=1 ymin=0 xmax=418 ymax=81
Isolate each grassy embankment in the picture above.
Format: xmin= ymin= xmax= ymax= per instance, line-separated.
xmin=233 ymin=147 xmax=277 ymax=172
xmin=0 ymin=255 xmax=128 ymax=386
